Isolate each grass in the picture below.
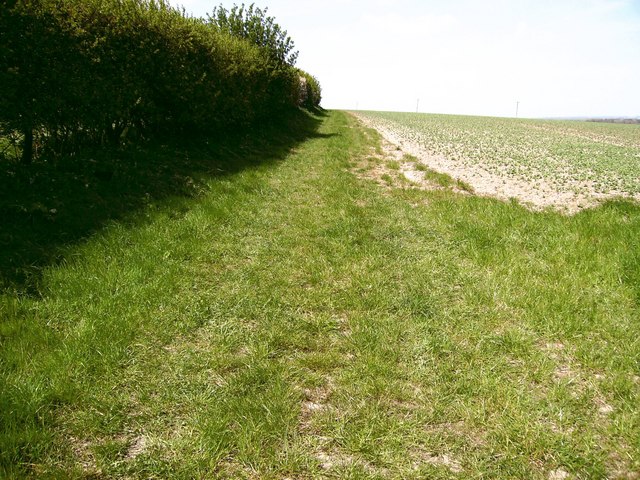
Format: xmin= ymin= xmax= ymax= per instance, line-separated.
xmin=0 ymin=110 xmax=326 ymax=293
xmin=1 ymin=110 xmax=639 ymax=479
xmin=405 ymin=154 xmax=474 ymax=192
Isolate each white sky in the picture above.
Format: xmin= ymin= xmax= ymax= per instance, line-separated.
xmin=173 ymin=0 xmax=640 ymax=118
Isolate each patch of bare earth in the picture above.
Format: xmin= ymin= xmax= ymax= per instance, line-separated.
xmin=67 ymin=431 xmax=149 ymax=476
xmin=548 ymin=467 xmax=571 ymax=479
xmin=541 ymin=342 xmax=615 ymax=414
xmin=300 ymin=383 xmax=390 ymax=476
xmin=350 ymin=120 xmax=468 ymax=196
xmin=538 ymin=342 xmax=640 ymax=479
xmin=69 ymin=436 xmax=100 ymax=475
xmin=126 ymin=435 xmax=148 ymax=459
xmin=299 ymin=383 xmax=332 ymax=431
xmin=412 ymin=452 xmax=463 ymax=474
xmin=351 ymin=112 xmax=639 ymax=214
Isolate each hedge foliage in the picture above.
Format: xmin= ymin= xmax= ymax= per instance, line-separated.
xmin=0 ymin=0 xmax=322 ymax=162
xmin=208 ymin=3 xmax=298 ymax=67
xmin=298 ymin=70 xmax=322 ymax=109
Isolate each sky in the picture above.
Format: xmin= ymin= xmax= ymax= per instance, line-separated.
xmin=172 ymin=0 xmax=640 ymax=118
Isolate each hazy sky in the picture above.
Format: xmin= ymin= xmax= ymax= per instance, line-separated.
xmin=173 ymin=0 xmax=640 ymax=118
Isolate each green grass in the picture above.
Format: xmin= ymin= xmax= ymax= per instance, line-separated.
xmin=0 ymin=110 xmax=324 ymax=293
xmin=1 ymin=110 xmax=639 ymax=479
xmin=405 ymin=154 xmax=474 ymax=192
xmin=385 ymin=160 xmax=401 ymax=170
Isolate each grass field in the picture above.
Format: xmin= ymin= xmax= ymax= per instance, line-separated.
xmin=1 ymin=110 xmax=639 ymax=478
xmin=354 ymin=111 xmax=640 ymax=213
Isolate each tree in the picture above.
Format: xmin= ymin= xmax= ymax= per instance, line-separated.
xmin=208 ymin=3 xmax=298 ymax=67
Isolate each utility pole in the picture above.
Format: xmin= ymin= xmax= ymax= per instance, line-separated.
xmin=516 ymin=101 xmax=520 ymax=118
xmin=416 ymin=98 xmax=420 ymax=113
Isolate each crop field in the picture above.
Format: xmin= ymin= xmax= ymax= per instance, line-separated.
xmin=354 ymin=111 xmax=640 ymax=213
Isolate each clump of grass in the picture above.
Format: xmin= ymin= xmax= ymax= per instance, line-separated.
xmin=381 ymin=173 xmax=394 ymax=184
xmin=399 ymin=152 xmax=473 ymax=192
xmin=414 ymin=162 xmax=428 ymax=172
xmin=386 ymin=160 xmax=401 ymax=170
xmin=415 ymin=164 xmax=474 ymax=192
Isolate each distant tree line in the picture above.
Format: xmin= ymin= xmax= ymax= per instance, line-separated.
xmin=586 ymin=118 xmax=640 ymax=125
xmin=0 ymin=0 xmax=322 ymax=163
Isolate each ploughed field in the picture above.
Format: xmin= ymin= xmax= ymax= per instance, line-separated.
xmin=354 ymin=111 xmax=640 ymax=213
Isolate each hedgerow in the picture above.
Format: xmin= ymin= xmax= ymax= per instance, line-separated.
xmin=297 ymin=70 xmax=322 ymax=109
xmin=0 ymin=0 xmax=321 ymax=163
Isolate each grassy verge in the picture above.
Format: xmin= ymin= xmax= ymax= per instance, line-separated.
xmin=1 ymin=110 xmax=639 ymax=479
xmin=0 ymin=109 xmax=325 ymax=293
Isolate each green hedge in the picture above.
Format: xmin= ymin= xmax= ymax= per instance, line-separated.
xmin=297 ymin=70 xmax=322 ymax=109
xmin=0 ymin=0 xmax=320 ymax=162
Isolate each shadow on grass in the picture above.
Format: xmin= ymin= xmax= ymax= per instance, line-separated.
xmin=0 ymin=108 xmax=333 ymax=294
